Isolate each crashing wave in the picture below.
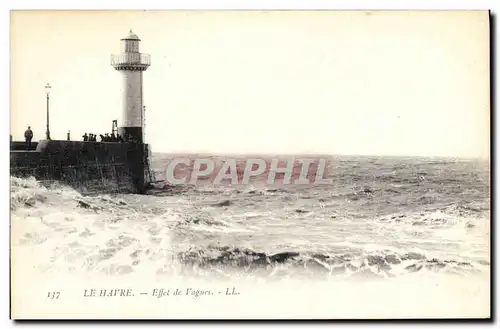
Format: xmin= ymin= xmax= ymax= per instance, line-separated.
xmin=10 ymin=176 xmax=49 ymax=211
xmin=173 ymin=245 xmax=487 ymax=279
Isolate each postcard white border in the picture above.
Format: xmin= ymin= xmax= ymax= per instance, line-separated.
xmin=2 ymin=0 xmax=497 ymax=327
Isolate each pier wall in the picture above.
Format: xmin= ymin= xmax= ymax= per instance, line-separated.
xmin=10 ymin=141 xmax=39 ymax=151
xmin=10 ymin=140 xmax=152 ymax=194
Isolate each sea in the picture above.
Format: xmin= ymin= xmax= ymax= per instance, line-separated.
xmin=10 ymin=154 xmax=491 ymax=318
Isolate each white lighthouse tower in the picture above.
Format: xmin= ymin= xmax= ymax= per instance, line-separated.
xmin=111 ymin=30 xmax=151 ymax=143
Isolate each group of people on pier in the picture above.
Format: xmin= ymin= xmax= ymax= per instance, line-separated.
xmin=82 ymin=132 xmax=124 ymax=143
xmin=14 ymin=126 xmax=128 ymax=150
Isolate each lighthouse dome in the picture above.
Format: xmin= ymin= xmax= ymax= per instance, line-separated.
xmin=122 ymin=30 xmax=141 ymax=41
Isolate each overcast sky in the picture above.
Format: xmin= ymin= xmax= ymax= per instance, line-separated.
xmin=10 ymin=10 xmax=489 ymax=157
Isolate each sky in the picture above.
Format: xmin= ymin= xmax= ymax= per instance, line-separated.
xmin=10 ymin=10 xmax=490 ymax=157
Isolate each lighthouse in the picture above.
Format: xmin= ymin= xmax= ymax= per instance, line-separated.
xmin=111 ymin=30 xmax=151 ymax=143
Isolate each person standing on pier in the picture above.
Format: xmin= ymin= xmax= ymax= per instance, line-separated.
xmin=24 ymin=126 xmax=33 ymax=150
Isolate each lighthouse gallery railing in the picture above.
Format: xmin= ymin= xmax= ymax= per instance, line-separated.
xmin=111 ymin=53 xmax=151 ymax=66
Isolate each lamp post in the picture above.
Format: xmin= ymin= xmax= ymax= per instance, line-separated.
xmin=45 ymin=82 xmax=51 ymax=140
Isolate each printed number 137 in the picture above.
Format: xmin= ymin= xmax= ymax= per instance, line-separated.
xmin=47 ymin=292 xmax=60 ymax=299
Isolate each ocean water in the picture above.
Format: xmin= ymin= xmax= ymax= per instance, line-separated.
xmin=10 ymin=154 xmax=491 ymax=318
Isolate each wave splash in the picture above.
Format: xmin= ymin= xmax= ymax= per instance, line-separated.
xmin=175 ymin=245 xmax=488 ymax=280
xmin=11 ymin=176 xmax=489 ymax=281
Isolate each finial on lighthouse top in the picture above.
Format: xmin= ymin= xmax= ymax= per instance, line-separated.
xmin=122 ymin=29 xmax=141 ymax=41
